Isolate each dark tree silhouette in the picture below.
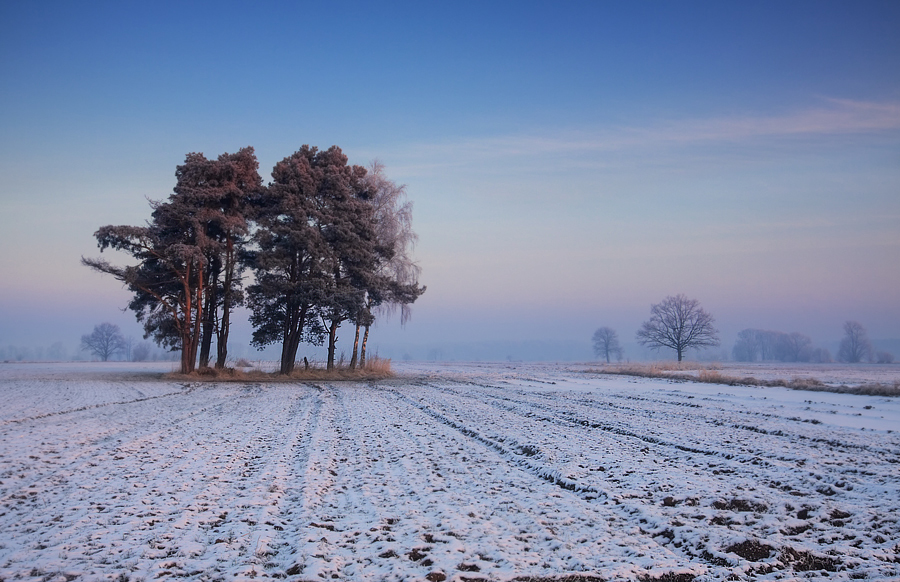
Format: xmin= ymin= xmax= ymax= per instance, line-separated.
xmin=83 ymin=149 xmax=260 ymax=374
xmin=636 ymin=294 xmax=719 ymax=361
xmin=80 ymin=323 xmax=126 ymax=361
xmin=245 ymin=146 xmax=385 ymax=373
xmin=174 ymin=148 xmax=261 ymax=369
xmin=592 ymin=327 xmax=622 ymax=363
xmin=83 ymin=182 xmax=213 ymax=374
xmin=838 ymin=321 xmax=873 ymax=363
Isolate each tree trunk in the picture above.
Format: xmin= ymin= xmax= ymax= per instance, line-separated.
xmin=188 ymin=273 xmax=203 ymax=373
xmin=216 ymin=306 xmax=229 ymax=369
xmin=677 ymin=347 xmax=683 ymax=362
xmin=199 ymin=257 xmax=220 ymax=368
xmin=326 ymin=320 xmax=339 ymax=371
xmin=181 ymin=334 xmax=193 ymax=374
xmin=280 ymin=327 xmax=301 ymax=375
xmin=280 ymin=342 xmax=294 ymax=375
xmin=349 ymin=323 xmax=361 ymax=369
xmin=360 ymin=325 xmax=370 ymax=369
xmin=179 ymin=263 xmax=202 ymax=374
xmin=279 ymin=304 xmax=307 ymax=375
xmin=216 ymin=238 xmax=234 ymax=369
xmin=199 ymin=289 xmax=215 ymax=368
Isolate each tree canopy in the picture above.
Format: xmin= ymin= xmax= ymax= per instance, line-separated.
xmin=84 ymin=144 xmax=424 ymax=375
xmin=838 ymin=321 xmax=873 ymax=363
xmin=636 ymin=294 xmax=719 ymax=362
xmin=592 ymin=327 xmax=622 ymax=363
xmin=80 ymin=322 xmax=126 ymax=361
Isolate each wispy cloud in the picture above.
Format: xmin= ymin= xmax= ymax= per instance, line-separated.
xmin=380 ymin=98 xmax=900 ymax=174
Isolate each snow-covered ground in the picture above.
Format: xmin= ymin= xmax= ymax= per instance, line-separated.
xmin=1 ymin=361 xmax=898 ymax=581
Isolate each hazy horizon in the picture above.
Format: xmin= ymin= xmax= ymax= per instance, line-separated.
xmin=2 ymin=1 xmax=898 ymax=362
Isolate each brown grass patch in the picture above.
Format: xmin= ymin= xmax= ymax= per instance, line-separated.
xmin=586 ymin=363 xmax=900 ymax=397
xmin=166 ymin=357 xmax=393 ymax=382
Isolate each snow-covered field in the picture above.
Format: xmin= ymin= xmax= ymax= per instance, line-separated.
xmin=1 ymin=361 xmax=898 ymax=581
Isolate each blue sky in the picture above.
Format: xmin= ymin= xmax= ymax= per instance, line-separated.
xmin=1 ymin=1 xmax=898 ymax=360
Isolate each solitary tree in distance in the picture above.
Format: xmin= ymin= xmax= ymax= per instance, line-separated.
xmin=592 ymin=327 xmax=623 ymax=363
xmin=837 ymin=321 xmax=874 ymax=363
xmin=81 ymin=323 xmax=126 ymax=361
xmin=636 ymin=294 xmax=719 ymax=362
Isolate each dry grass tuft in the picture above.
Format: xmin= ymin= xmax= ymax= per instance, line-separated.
xmin=786 ymin=379 xmax=900 ymax=397
xmin=166 ymin=356 xmax=393 ymax=382
xmin=282 ymin=356 xmax=394 ymax=381
xmin=586 ymin=363 xmax=900 ymax=397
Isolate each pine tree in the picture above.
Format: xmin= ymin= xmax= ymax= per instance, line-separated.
xmin=82 ymin=149 xmax=259 ymax=373
xmin=245 ymin=146 xmax=376 ymax=373
xmin=173 ymin=148 xmax=261 ymax=368
xmin=83 ymin=195 xmax=210 ymax=374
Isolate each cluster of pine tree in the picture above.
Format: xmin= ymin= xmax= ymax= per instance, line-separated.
xmin=83 ymin=146 xmax=424 ymax=374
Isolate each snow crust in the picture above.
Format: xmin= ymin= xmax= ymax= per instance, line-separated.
xmin=1 ymin=361 xmax=898 ymax=581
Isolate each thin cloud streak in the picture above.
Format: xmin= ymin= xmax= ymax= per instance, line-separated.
xmin=383 ymin=99 xmax=900 ymax=174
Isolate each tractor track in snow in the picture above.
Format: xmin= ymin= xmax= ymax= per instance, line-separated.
xmin=1 ymin=364 xmax=898 ymax=581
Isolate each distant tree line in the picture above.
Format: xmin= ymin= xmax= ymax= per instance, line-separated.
xmin=594 ymin=296 xmax=894 ymax=364
xmin=732 ymin=321 xmax=892 ymax=364
xmin=731 ymin=329 xmax=828 ymax=363
xmin=0 ymin=343 xmax=68 ymax=362
xmin=83 ymin=146 xmax=424 ymax=374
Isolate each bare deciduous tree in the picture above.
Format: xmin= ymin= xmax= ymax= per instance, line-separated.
xmin=733 ymin=328 xmax=818 ymax=362
xmin=592 ymin=327 xmax=623 ymax=363
xmin=350 ymin=161 xmax=425 ymax=369
xmin=80 ymin=323 xmax=126 ymax=361
xmin=732 ymin=328 xmax=763 ymax=362
xmin=838 ymin=321 xmax=874 ymax=363
xmin=779 ymin=332 xmax=813 ymax=362
xmin=132 ymin=341 xmax=152 ymax=362
xmin=636 ymin=294 xmax=719 ymax=362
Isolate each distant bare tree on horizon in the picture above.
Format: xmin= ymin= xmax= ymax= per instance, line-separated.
xmin=592 ymin=327 xmax=623 ymax=363
xmin=780 ymin=332 xmax=813 ymax=362
xmin=838 ymin=321 xmax=874 ymax=363
xmin=81 ymin=323 xmax=126 ymax=361
xmin=636 ymin=294 xmax=719 ymax=362
xmin=733 ymin=328 xmax=815 ymax=362
xmin=132 ymin=341 xmax=152 ymax=362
